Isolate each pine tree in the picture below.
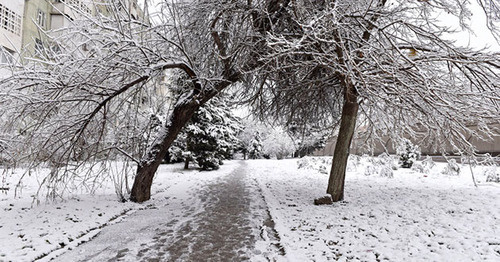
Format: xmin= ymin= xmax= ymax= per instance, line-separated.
xmin=178 ymin=96 xmax=242 ymax=170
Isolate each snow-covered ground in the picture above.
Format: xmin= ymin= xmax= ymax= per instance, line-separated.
xmin=0 ymin=162 xmax=239 ymax=261
xmin=1 ymin=156 xmax=499 ymax=261
xmin=251 ymin=157 xmax=500 ymax=261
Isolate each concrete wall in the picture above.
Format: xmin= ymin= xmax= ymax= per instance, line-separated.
xmin=0 ymin=0 xmax=24 ymax=53
xmin=21 ymin=0 xmax=53 ymax=56
xmin=314 ymin=123 xmax=500 ymax=156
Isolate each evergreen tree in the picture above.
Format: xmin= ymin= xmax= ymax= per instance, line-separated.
xmin=248 ymin=131 xmax=263 ymax=159
xmin=175 ymin=96 xmax=242 ymax=170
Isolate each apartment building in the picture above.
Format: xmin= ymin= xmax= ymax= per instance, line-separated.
xmin=0 ymin=0 xmax=145 ymax=64
xmin=0 ymin=0 xmax=23 ymax=66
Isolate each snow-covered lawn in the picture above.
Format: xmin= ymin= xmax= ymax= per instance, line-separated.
xmin=0 ymin=162 xmax=239 ymax=262
xmin=1 ymin=157 xmax=499 ymax=261
xmin=249 ymin=158 xmax=500 ymax=261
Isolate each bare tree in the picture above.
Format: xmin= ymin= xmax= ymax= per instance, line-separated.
xmin=245 ymin=0 xmax=499 ymax=201
xmin=0 ymin=0 xmax=498 ymax=204
xmin=0 ymin=0 xmax=289 ymax=202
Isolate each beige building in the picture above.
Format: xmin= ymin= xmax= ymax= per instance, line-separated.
xmin=0 ymin=0 xmax=24 ymax=72
xmin=0 ymin=0 xmax=145 ymax=64
xmin=314 ymin=123 xmax=500 ymax=157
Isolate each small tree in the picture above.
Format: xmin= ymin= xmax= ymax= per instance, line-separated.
xmin=237 ymin=119 xmax=268 ymax=160
xmin=397 ymin=139 xmax=421 ymax=168
xmin=184 ymin=97 xmax=242 ymax=170
xmin=248 ymin=132 xmax=264 ymax=159
xmin=262 ymin=127 xmax=295 ymax=159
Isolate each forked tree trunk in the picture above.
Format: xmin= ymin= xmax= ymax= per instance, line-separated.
xmin=326 ymin=82 xmax=359 ymax=202
xmin=130 ymin=100 xmax=199 ymax=203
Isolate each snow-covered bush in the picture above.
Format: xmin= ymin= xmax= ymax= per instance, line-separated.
xmin=442 ymin=159 xmax=460 ymax=176
xmin=364 ymin=154 xmax=394 ymax=178
xmin=262 ymin=128 xmax=295 ymax=159
xmin=411 ymin=162 xmax=425 ymax=173
xmin=378 ymin=153 xmax=398 ymax=170
xmin=482 ymin=154 xmax=499 ymax=183
xmin=397 ymin=139 xmax=421 ymax=168
xmin=422 ymin=156 xmax=435 ymax=173
xmin=297 ymin=156 xmax=331 ymax=174
xmin=485 ymin=167 xmax=499 ymax=183
xmin=346 ymin=154 xmax=361 ymax=172
xmin=364 ymin=165 xmax=377 ymax=176
xmin=379 ymin=165 xmax=394 ymax=178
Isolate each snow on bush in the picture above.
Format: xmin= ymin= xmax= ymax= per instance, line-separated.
xmin=442 ymin=159 xmax=461 ymax=176
xmin=364 ymin=153 xmax=395 ymax=178
xmin=262 ymin=128 xmax=295 ymax=160
xmin=411 ymin=162 xmax=424 ymax=173
xmin=297 ymin=156 xmax=331 ymax=174
xmin=364 ymin=165 xmax=377 ymax=176
xmin=379 ymin=165 xmax=394 ymax=178
xmin=396 ymin=139 xmax=421 ymax=168
xmin=422 ymin=155 xmax=435 ymax=173
xmin=485 ymin=167 xmax=500 ymax=183
xmin=346 ymin=154 xmax=361 ymax=172
xmin=481 ymin=155 xmax=499 ymax=183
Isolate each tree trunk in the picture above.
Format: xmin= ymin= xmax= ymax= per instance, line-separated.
xmin=129 ymin=70 xmax=240 ymax=203
xmin=326 ymin=82 xmax=359 ymax=202
xmin=184 ymin=158 xmax=190 ymax=170
xmin=130 ymin=100 xmax=199 ymax=203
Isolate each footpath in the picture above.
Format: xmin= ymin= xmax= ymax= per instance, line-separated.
xmin=51 ymin=161 xmax=284 ymax=261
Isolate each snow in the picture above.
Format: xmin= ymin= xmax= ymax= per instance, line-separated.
xmin=0 ymin=162 xmax=237 ymax=261
xmin=250 ymin=157 xmax=500 ymax=261
xmin=1 ymin=156 xmax=499 ymax=261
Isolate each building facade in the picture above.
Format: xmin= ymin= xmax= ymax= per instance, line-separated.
xmin=0 ymin=0 xmax=24 ymax=69
xmin=0 ymin=0 xmax=144 ymax=65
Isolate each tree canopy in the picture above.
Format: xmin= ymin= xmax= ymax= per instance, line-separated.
xmin=0 ymin=0 xmax=498 ymax=202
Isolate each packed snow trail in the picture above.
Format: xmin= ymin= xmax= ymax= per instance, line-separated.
xmin=50 ymin=161 xmax=284 ymax=261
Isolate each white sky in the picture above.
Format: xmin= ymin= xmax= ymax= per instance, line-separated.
xmin=439 ymin=2 xmax=500 ymax=51
xmin=140 ymin=0 xmax=499 ymax=51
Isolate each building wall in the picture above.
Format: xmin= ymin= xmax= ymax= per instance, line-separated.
xmin=21 ymin=0 xmax=144 ymax=57
xmin=314 ymin=123 xmax=500 ymax=157
xmin=21 ymin=0 xmax=53 ymax=56
xmin=0 ymin=0 xmax=24 ymax=58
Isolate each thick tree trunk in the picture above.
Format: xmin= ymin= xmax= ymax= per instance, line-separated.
xmin=326 ymin=82 xmax=359 ymax=202
xmin=129 ymin=69 xmax=241 ymax=203
xmin=130 ymin=101 xmax=199 ymax=203
xmin=184 ymin=158 xmax=190 ymax=170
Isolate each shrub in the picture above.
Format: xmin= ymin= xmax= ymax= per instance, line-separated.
xmin=422 ymin=156 xmax=435 ymax=173
xmin=485 ymin=167 xmax=499 ymax=183
xmin=411 ymin=162 xmax=425 ymax=173
xmin=397 ymin=139 xmax=421 ymax=168
xmin=442 ymin=159 xmax=460 ymax=176
xmin=482 ymin=154 xmax=499 ymax=183
xmin=379 ymin=165 xmax=394 ymax=178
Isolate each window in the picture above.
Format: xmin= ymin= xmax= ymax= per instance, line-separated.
xmin=59 ymin=0 xmax=92 ymax=15
xmin=35 ymin=38 xmax=44 ymax=56
xmin=0 ymin=47 xmax=14 ymax=64
xmin=37 ymin=9 xmax=46 ymax=28
xmin=0 ymin=3 xmax=22 ymax=35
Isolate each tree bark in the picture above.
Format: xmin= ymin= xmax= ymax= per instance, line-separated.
xmin=130 ymin=100 xmax=199 ymax=203
xmin=129 ymin=69 xmax=241 ymax=203
xmin=326 ymin=81 xmax=359 ymax=202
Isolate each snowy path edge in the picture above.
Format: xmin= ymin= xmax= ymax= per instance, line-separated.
xmin=35 ymin=208 xmax=138 ymax=262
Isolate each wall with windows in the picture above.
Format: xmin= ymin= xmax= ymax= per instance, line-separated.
xmin=0 ymin=0 xmax=24 ymax=64
xmin=21 ymin=0 xmax=52 ymax=57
